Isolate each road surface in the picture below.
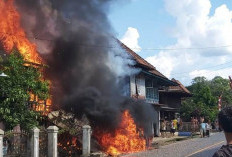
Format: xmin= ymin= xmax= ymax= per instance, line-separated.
xmin=122 ymin=132 xmax=226 ymax=157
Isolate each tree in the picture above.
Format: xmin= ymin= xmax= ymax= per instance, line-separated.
xmin=210 ymin=76 xmax=232 ymax=108
xmin=0 ymin=50 xmax=49 ymax=130
xmin=181 ymin=76 xmax=220 ymax=121
xmin=191 ymin=77 xmax=216 ymax=107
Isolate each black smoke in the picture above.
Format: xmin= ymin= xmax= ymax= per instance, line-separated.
xmin=14 ymin=0 xmax=155 ymax=136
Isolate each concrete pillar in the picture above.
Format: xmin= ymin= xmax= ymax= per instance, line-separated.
xmin=31 ymin=127 xmax=40 ymax=157
xmin=82 ymin=125 xmax=91 ymax=157
xmin=0 ymin=129 xmax=4 ymax=157
xmin=47 ymin=126 xmax=59 ymax=157
xmin=157 ymin=110 xmax=161 ymax=136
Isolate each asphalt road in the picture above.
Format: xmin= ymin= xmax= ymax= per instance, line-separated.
xmin=122 ymin=132 xmax=226 ymax=157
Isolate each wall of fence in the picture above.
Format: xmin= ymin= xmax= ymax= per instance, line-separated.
xmin=163 ymin=122 xmax=200 ymax=132
xmin=179 ymin=122 xmax=200 ymax=132
xmin=0 ymin=125 xmax=92 ymax=157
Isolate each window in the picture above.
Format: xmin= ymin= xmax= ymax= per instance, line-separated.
xmin=145 ymin=79 xmax=158 ymax=100
xmin=146 ymin=88 xmax=155 ymax=99
xmin=145 ymin=79 xmax=153 ymax=87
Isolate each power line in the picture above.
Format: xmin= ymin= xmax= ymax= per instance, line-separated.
xmin=171 ymin=60 xmax=232 ymax=76
xmin=130 ymin=45 xmax=232 ymax=51
xmin=2 ymin=32 xmax=232 ymax=82
xmin=172 ymin=65 xmax=232 ymax=78
xmin=1 ymin=32 xmax=232 ymax=51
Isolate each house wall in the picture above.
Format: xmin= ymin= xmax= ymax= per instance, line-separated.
xmin=159 ymin=93 xmax=181 ymax=109
xmin=130 ymin=74 xmax=160 ymax=136
xmin=144 ymin=77 xmax=159 ymax=104
xmin=130 ymin=74 xmax=159 ymax=103
xmin=130 ymin=74 xmax=146 ymax=99
xmin=153 ymin=108 xmax=160 ymax=136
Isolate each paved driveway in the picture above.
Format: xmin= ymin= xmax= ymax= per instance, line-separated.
xmin=122 ymin=132 xmax=225 ymax=157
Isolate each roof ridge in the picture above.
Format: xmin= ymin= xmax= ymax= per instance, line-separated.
xmin=171 ymin=78 xmax=191 ymax=94
xmin=119 ymin=41 xmax=155 ymax=69
xmin=117 ymin=39 xmax=170 ymax=80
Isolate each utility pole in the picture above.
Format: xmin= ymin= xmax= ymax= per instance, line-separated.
xmin=218 ymin=94 xmax=222 ymax=111
xmin=229 ymin=76 xmax=232 ymax=89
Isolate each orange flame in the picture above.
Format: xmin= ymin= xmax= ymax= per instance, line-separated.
xmin=96 ymin=110 xmax=146 ymax=156
xmin=58 ymin=134 xmax=81 ymax=156
xmin=0 ymin=0 xmax=52 ymax=114
xmin=30 ymin=93 xmax=52 ymax=115
xmin=0 ymin=0 xmax=42 ymax=64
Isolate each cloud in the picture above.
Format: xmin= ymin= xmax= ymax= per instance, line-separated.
xmin=121 ymin=27 xmax=142 ymax=52
xmin=145 ymin=0 xmax=232 ymax=85
xmin=146 ymin=51 xmax=175 ymax=78
xmin=189 ymin=67 xmax=232 ymax=80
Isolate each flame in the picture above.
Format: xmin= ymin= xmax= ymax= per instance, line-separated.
xmin=95 ymin=110 xmax=146 ymax=156
xmin=0 ymin=0 xmax=52 ymax=114
xmin=30 ymin=93 xmax=51 ymax=115
xmin=0 ymin=0 xmax=41 ymax=64
xmin=58 ymin=134 xmax=81 ymax=156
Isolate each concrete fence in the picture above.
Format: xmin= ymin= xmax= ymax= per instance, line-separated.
xmin=0 ymin=125 xmax=91 ymax=157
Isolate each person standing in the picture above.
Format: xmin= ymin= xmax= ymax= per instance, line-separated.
xmin=205 ymin=120 xmax=211 ymax=137
xmin=193 ymin=117 xmax=199 ymax=132
xmin=191 ymin=117 xmax=195 ymax=133
xmin=179 ymin=118 xmax=183 ymax=131
xmin=213 ymin=106 xmax=232 ymax=157
xmin=173 ymin=118 xmax=178 ymax=131
xmin=200 ymin=120 xmax=206 ymax=138
xmin=170 ymin=119 xmax=176 ymax=136
xmin=160 ymin=119 xmax=167 ymax=138
xmin=215 ymin=120 xmax=219 ymax=131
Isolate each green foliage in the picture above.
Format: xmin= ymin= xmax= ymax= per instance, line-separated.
xmin=210 ymin=76 xmax=232 ymax=107
xmin=0 ymin=51 xmax=49 ymax=130
xmin=181 ymin=76 xmax=231 ymax=121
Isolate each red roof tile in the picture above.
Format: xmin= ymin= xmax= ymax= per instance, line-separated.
xmin=168 ymin=78 xmax=191 ymax=94
xmin=120 ymin=41 xmax=168 ymax=79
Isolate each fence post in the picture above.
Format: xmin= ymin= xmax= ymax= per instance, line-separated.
xmin=31 ymin=127 xmax=40 ymax=157
xmin=47 ymin=126 xmax=59 ymax=157
xmin=0 ymin=129 xmax=4 ymax=157
xmin=82 ymin=125 xmax=91 ymax=157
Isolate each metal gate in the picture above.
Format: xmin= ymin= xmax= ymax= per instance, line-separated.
xmin=3 ymin=130 xmax=29 ymax=157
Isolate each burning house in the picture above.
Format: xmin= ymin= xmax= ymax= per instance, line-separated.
xmin=0 ymin=0 xmax=180 ymax=156
xmin=120 ymin=43 xmax=178 ymax=137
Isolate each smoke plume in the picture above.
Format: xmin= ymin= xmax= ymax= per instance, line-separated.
xmin=14 ymin=0 xmax=155 ymax=136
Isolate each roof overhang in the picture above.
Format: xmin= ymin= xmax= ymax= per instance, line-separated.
xmin=141 ymin=70 xmax=178 ymax=87
xmin=159 ymin=90 xmax=192 ymax=97
xmin=160 ymin=106 xmax=179 ymax=111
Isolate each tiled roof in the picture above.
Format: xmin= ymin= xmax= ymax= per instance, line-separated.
xmin=168 ymin=78 xmax=191 ymax=94
xmin=120 ymin=41 xmax=168 ymax=79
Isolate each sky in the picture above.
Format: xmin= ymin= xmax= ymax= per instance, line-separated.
xmin=108 ymin=0 xmax=232 ymax=85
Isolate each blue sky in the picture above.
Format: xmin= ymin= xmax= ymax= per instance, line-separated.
xmin=109 ymin=0 xmax=176 ymax=58
xmin=108 ymin=0 xmax=232 ymax=85
xmin=210 ymin=0 xmax=232 ymax=14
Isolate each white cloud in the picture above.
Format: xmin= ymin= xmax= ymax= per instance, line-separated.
xmin=145 ymin=0 xmax=232 ymax=85
xmin=189 ymin=67 xmax=232 ymax=80
xmin=146 ymin=51 xmax=176 ymax=78
xmin=121 ymin=27 xmax=142 ymax=52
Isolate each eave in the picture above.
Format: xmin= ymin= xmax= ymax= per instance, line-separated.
xmin=141 ymin=70 xmax=178 ymax=87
